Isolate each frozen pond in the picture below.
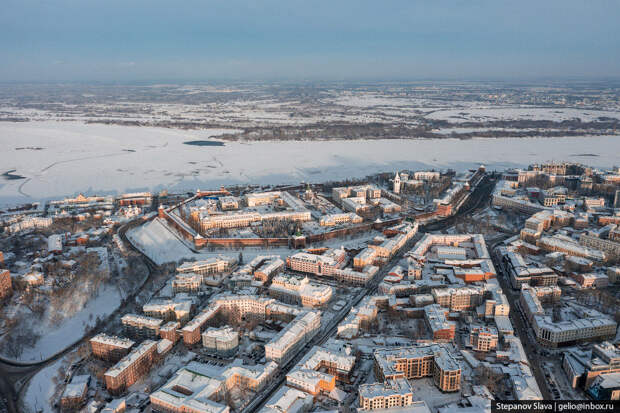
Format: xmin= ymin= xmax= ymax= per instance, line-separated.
xmin=1 ymin=121 xmax=619 ymax=205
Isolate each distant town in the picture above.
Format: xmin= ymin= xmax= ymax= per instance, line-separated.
xmin=2 ymin=161 xmax=620 ymax=413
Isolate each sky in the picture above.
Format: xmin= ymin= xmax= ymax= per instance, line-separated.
xmin=1 ymin=0 xmax=619 ymax=82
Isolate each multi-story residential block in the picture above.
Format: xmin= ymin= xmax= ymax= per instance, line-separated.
xmin=143 ymin=298 xmax=194 ymax=324
xmin=60 ymin=375 xmax=90 ymax=410
xmin=265 ymin=310 xmax=321 ymax=365
xmin=575 ymin=273 xmax=609 ymax=289
xmin=160 ymin=321 xmax=180 ymax=343
xmin=0 ymin=269 xmax=12 ymax=300
xmin=121 ymin=314 xmax=163 ymax=340
xmin=520 ymin=286 xmax=616 ymax=347
xmin=372 ymin=345 xmax=461 ymax=392
xmin=202 ymin=327 xmax=239 ymax=357
xmin=105 ymin=340 xmax=158 ymax=395
xmin=90 ymin=334 xmax=134 ymax=362
xmin=319 ymin=212 xmax=363 ymax=226
xmin=181 ymin=295 xmax=276 ymax=345
xmin=253 ymin=257 xmax=285 ymax=283
xmin=259 ymin=386 xmax=313 ymax=413
xmin=537 ymin=235 xmax=605 ymax=262
xmin=500 ymin=249 xmax=557 ymax=289
xmin=269 ymin=274 xmax=333 ymax=307
xmin=286 ymin=344 xmax=356 ymax=395
xmin=432 ymin=287 xmax=483 ymax=311
xmin=171 ymin=272 xmax=202 ymax=294
xmin=337 ymin=296 xmax=381 ymax=338
xmin=150 ymin=360 xmax=277 ymax=413
xmin=469 ymin=326 xmax=499 ymax=352
xmin=423 ymin=304 xmax=456 ymax=341
xmin=563 ymin=342 xmax=620 ymax=389
xmin=354 ymin=248 xmax=378 ymax=269
xmin=492 ymin=193 xmax=549 ymax=214
xmin=286 ymin=248 xmax=346 ymax=277
xmin=608 ymin=267 xmax=620 ymax=284
xmin=580 ymin=233 xmax=620 ymax=259
xmin=359 ymin=378 xmax=415 ymax=410
xmin=177 ymin=256 xmax=238 ymax=277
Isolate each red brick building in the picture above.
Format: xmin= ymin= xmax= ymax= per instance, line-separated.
xmin=0 ymin=269 xmax=12 ymax=300
xmin=90 ymin=334 xmax=134 ymax=362
xmin=104 ymin=340 xmax=158 ymax=395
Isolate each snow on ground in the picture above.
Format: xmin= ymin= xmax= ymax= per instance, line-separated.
xmin=1 ymin=121 xmax=620 ymax=205
xmin=23 ymin=356 xmax=66 ymax=413
xmin=14 ymin=283 xmax=122 ymax=362
xmin=126 ymin=218 xmax=196 ymax=265
xmin=425 ymin=107 xmax=620 ymax=123
xmin=126 ymin=217 xmax=295 ymax=265
xmin=331 ymin=93 xmax=424 ymax=108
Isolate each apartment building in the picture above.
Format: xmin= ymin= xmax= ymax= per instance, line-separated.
xmin=265 ymin=310 xmax=321 ymax=365
xmin=202 ymin=327 xmax=239 ymax=357
xmin=319 ymin=212 xmax=363 ymax=226
xmin=105 ymin=340 xmax=158 ymax=395
xmin=359 ymin=378 xmax=415 ymax=410
xmin=121 ymin=314 xmax=163 ymax=340
xmin=160 ymin=321 xmax=180 ymax=343
xmin=177 ymin=256 xmax=237 ymax=276
xmin=520 ymin=286 xmax=617 ymax=347
xmin=143 ymin=298 xmax=194 ymax=324
xmin=269 ymin=274 xmax=333 ymax=307
xmin=423 ymin=304 xmax=456 ymax=341
xmin=337 ymin=296 xmax=380 ymax=338
xmin=90 ymin=334 xmax=134 ymax=362
xmin=470 ymin=326 xmax=499 ymax=352
xmin=580 ymin=233 xmax=620 ymax=259
xmin=286 ymin=248 xmax=346 ymax=277
xmin=372 ymin=345 xmax=461 ymax=392
xmin=354 ymin=248 xmax=378 ymax=269
xmin=150 ymin=360 xmax=277 ymax=413
xmin=286 ymin=344 xmax=356 ymax=395
xmin=563 ymin=342 xmax=620 ymax=389
xmin=181 ymin=295 xmax=276 ymax=345
xmin=500 ymin=250 xmax=557 ymax=289
xmin=260 ymin=386 xmax=313 ymax=413
xmin=253 ymin=257 xmax=285 ymax=283
xmin=0 ymin=269 xmax=12 ymax=300
xmin=432 ymin=287 xmax=483 ymax=311
xmin=334 ymin=266 xmax=379 ymax=286
xmin=171 ymin=273 xmax=202 ymax=294
xmin=492 ymin=193 xmax=549 ymax=214
xmin=219 ymin=196 xmax=239 ymax=210
xmin=537 ymin=235 xmax=606 ymax=262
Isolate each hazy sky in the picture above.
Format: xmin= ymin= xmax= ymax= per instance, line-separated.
xmin=2 ymin=0 xmax=619 ymax=82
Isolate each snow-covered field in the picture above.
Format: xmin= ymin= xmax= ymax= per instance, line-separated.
xmin=126 ymin=218 xmax=196 ymax=265
xmin=4 ymin=283 xmax=122 ymax=362
xmin=23 ymin=356 xmax=66 ymax=412
xmin=1 ymin=121 xmax=619 ymax=205
xmin=127 ymin=217 xmax=296 ymax=265
xmin=425 ymin=107 xmax=620 ymax=123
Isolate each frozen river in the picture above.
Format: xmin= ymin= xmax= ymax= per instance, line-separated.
xmin=1 ymin=121 xmax=619 ymax=204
